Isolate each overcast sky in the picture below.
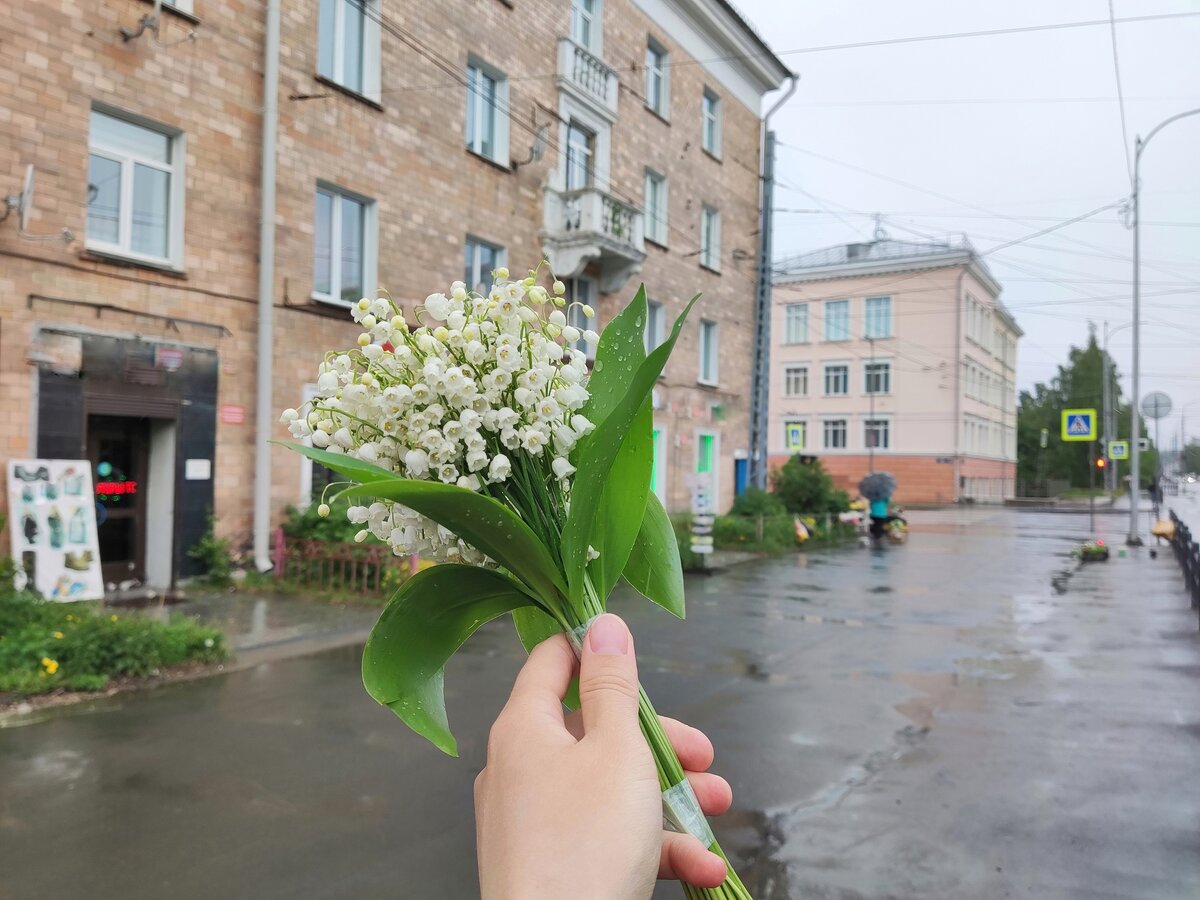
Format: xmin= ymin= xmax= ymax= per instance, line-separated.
xmin=740 ymin=0 xmax=1200 ymax=445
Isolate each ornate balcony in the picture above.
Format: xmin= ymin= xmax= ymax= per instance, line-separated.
xmin=542 ymin=187 xmax=646 ymax=293
xmin=556 ymin=38 xmax=618 ymax=119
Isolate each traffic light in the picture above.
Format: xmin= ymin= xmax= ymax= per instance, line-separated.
xmin=1096 ymin=457 xmax=1107 ymax=470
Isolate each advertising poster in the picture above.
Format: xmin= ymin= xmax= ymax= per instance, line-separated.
xmin=6 ymin=459 xmax=105 ymax=601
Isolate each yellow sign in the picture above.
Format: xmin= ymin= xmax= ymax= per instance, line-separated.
xmin=1108 ymin=440 xmax=1129 ymax=460
xmin=1061 ymin=408 xmax=1097 ymax=442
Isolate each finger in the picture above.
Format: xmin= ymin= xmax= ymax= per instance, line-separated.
xmin=577 ymin=614 xmax=640 ymax=741
xmin=659 ymin=717 xmax=715 ymax=772
xmin=501 ymin=633 xmax=576 ymax=729
xmin=658 ymin=832 xmax=728 ymax=888
xmin=686 ymin=772 xmax=733 ymax=816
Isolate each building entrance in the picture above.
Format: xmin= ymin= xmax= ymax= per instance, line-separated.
xmin=87 ymin=416 xmax=150 ymax=586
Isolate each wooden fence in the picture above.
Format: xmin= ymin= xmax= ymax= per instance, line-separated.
xmin=273 ymin=528 xmax=415 ymax=595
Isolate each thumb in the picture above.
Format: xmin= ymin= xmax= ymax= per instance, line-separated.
xmin=578 ymin=613 xmax=641 ymax=741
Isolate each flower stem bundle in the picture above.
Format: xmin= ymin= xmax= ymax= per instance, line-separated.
xmin=282 ymin=267 xmax=752 ymax=897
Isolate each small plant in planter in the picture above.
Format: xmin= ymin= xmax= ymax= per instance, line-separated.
xmin=1072 ymin=539 xmax=1110 ymax=563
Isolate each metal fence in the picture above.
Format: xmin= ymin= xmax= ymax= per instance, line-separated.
xmin=273 ymin=528 xmax=413 ymax=596
xmin=1168 ymin=511 xmax=1200 ymax=623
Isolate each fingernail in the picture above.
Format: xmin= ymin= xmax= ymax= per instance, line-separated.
xmin=587 ymin=614 xmax=629 ymax=656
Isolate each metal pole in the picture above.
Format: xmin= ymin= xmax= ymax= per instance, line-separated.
xmin=1102 ymin=321 xmax=1112 ymax=492
xmin=1127 ymin=107 xmax=1200 ymax=545
xmin=868 ymin=335 xmax=875 ymax=473
xmin=1089 ymin=440 xmax=1096 ymax=535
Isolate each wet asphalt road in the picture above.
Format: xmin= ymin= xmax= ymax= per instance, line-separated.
xmin=2 ymin=506 xmax=1200 ymax=899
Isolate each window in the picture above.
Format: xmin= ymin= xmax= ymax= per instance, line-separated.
xmin=864 ymin=419 xmax=890 ymax=450
xmin=650 ymin=427 xmax=667 ymax=499
xmin=565 ymin=120 xmax=595 ymax=190
xmin=823 ymin=419 xmax=847 ymax=449
xmin=464 ymin=237 xmax=504 ymax=295
xmin=864 ymin=361 xmax=890 ymax=395
xmin=570 ymin=0 xmax=599 ymax=52
xmin=698 ymin=319 xmax=718 ymax=384
xmin=784 ymin=421 xmax=806 ymax=451
xmin=162 ymin=0 xmax=193 ymax=12
xmin=317 ymin=0 xmax=380 ymax=102
xmin=314 ymin=185 xmax=375 ymax=305
xmin=784 ymin=303 xmax=808 ymax=344
xmin=783 ymin=365 xmax=808 ymax=398
xmin=466 ymin=60 xmax=509 ymax=166
xmin=701 ymin=88 xmax=721 ymax=156
xmin=566 ymin=278 xmax=597 ymax=359
xmin=644 ymin=170 xmax=667 ymax=246
xmin=823 ymin=364 xmax=849 ymax=396
xmin=694 ymin=431 xmax=719 ymax=511
xmin=865 ymin=296 xmax=892 ymax=339
xmin=700 ymin=206 xmax=720 ymax=271
xmin=87 ymin=108 xmax=183 ymax=266
xmin=824 ymin=299 xmax=849 ymax=341
xmin=645 ymin=39 xmax=668 ymax=116
xmin=645 ymin=300 xmax=665 ymax=353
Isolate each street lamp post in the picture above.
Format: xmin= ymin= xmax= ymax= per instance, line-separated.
xmin=1127 ymin=107 xmax=1200 ymax=546
xmin=1102 ymin=319 xmax=1142 ymax=492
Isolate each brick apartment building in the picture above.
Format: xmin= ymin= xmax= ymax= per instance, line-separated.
xmin=768 ymin=236 xmax=1022 ymax=504
xmin=0 ymin=0 xmax=789 ymax=588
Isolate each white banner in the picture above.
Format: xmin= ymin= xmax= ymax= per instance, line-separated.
xmin=7 ymin=459 xmax=105 ymax=601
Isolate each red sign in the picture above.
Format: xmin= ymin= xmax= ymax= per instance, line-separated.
xmin=220 ymin=404 xmax=245 ymax=425
xmin=155 ymin=346 xmax=184 ymax=371
xmin=96 ymin=480 xmax=139 ymax=496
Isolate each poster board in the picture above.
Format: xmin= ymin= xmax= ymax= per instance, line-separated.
xmin=6 ymin=459 xmax=105 ymax=601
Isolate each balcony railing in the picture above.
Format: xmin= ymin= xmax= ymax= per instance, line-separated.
xmin=543 ymin=186 xmax=645 ymax=292
xmin=556 ymin=38 xmax=618 ymax=117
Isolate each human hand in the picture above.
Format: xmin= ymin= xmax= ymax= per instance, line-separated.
xmin=474 ymin=613 xmax=733 ymax=899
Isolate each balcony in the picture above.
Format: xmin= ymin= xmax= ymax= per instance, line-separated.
xmin=556 ymin=38 xmax=618 ymax=120
xmin=543 ymin=187 xmax=646 ymax=292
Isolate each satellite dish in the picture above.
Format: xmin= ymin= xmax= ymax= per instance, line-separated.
xmin=19 ymin=164 xmax=34 ymax=233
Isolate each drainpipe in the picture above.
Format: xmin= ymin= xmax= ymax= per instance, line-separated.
xmin=748 ymin=72 xmax=798 ymax=490
xmin=952 ymin=267 xmax=966 ymax=502
xmin=253 ymin=0 xmax=280 ymax=573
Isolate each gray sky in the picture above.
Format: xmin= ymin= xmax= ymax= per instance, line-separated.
xmin=738 ymin=0 xmax=1200 ymax=445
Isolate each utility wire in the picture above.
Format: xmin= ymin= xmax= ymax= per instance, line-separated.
xmin=1106 ymin=0 xmax=1136 ymax=188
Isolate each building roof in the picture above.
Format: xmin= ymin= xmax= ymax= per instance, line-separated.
xmin=712 ymin=0 xmax=792 ymax=82
xmin=773 ymin=235 xmax=1022 ymax=336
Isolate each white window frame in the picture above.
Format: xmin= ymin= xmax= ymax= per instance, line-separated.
xmin=162 ymin=0 xmax=194 ymax=13
xmin=698 ymin=319 xmax=719 ymax=386
xmin=86 ymin=107 xmax=186 ymax=269
xmin=645 ymin=299 xmax=666 ymax=353
xmin=644 ymin=169 xmax=668 ymax=246
xmin=466 ymin=57 xmax=510 ymax=166
xmin=822 ymin=418 xmax=848 ymax=450
xmin=701 ymin=87 xmax=721 ymax=157
xmin=783 ymin=364 xmax=808 ymax=398
xmin=650 ymin=426 xmax=668 ymax=500
xmin=645 ymin=37 xmax=669 ymax=118
xmin=464 ymin=236 xmax=506 ymax=295
xmin=823 ymin=299 xmax=850 ymax=342
xmin=864 ymin=295 xmax=892 ymax=339
xmin=864 ymin=418 xmax=890 ymax=450
xmin=823 ymin=362 xmax=849 ymax=396
xmin=864 ymin=360 xmax=891 ymax=395
xmin=700 ymin=205 xmax=720 ymax=271
xmin=312 ymin=182 xmax=377 ymax=308
xmin=566 ymin=277 xmax=597 ymax=360
xmin=317 ymin=0 xmax=382 ymax=103
xmin=783 ymin=420 xmax=807 ymax=452
xmin=570 ymin=0 xmax=602 ymax=54
xmin=784 ymin=303 xmax=808 ymax=344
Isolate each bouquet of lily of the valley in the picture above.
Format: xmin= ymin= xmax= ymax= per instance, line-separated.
xmin=281 ymin=267 xmax=753 ymax=899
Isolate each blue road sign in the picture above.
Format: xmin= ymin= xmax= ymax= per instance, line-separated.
xmin=1061 ymin=408 xmax=1097 ymax=442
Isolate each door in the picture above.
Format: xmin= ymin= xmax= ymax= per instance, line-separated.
xmin=88 ymin=415 xmax=150 ymax=585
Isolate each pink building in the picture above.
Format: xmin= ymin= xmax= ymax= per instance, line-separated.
xmin=767 ymin=236 xmax=1021 ymax=504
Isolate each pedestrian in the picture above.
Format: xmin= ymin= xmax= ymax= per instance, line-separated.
xmin=474 ymin=614 xmax=732 ymax=898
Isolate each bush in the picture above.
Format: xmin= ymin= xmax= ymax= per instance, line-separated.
xmin=0 ymin=588 xmax=227 ymax=696
xmin=188 ymin=517 xmax=235 ymax=588
xmin=713 ymin=514 xmax=796 ymax=552
xmin=282 ymin=499 xmax=360 ymax=543
xmin=729 ymin=486 xmax=786 ymax=517
xmin=770 ymin=457 xmax=850 ymax=515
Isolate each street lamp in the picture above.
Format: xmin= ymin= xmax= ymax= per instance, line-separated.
xmin=1101 ymin=319 xmax=1145 ymax=492
xmin=1127 ymin=107 xmax=1200 ymax=546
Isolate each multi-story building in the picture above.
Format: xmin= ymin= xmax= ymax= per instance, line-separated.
xmin=768 ymin=236 xmax=1021 ymax=504
xmin=0 ymin=0 xmax=789 ymax=589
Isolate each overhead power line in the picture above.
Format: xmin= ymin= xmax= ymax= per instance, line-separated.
xmin=1106 ymin=0 xmax=1135 ymax=188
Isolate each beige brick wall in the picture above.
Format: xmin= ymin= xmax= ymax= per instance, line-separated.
xmin=0 ymin=0 xmax=770 ymax=558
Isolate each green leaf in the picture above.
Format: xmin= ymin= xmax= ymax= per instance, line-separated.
xmin=340 ymin=479 xmax=567 ymax=604
xmin=587 ymin=400 xmax=652 ymax=601
xmin=362 ymin=564 xmax=542 ymax=756
xmin=561 ymin=293 xmax=702 ymax=603
xmin=277 ymin=441 xmax=397 ymax=485
xmin=581 ymin=283 xmax=648 ymax=430
xmin=623 ymin=491 xmax=685 ymax=618
xmin=511 ymin=606 xmax=580 ymax=711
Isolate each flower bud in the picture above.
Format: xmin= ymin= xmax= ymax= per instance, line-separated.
xmin=548 ymin=310 xmax=567 ymax=327
xmin=356 ymin=298 xmax=371 ymax=311
xmin=357 ymin=333 xmax=371 ymax=347
xmin=361 ymin=314 xmax=377 ymax=329
xmin=279 ymin=408 xmax=298 ymax=424
xmin=355 ymin=530 xmax=369 ymax=543
xmin=495 ymin=266 xmax=509 ymax=280
xmin=317 ymin=503 xmax=331 ymax=518
xmin=581 ymin=305 xmax=595 ymax=318
xmin=552 ymin=280 xmax=566 ymax=296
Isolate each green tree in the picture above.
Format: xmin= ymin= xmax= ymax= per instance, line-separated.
xmin=769 ymin=457 xmax=849 ymax=514
xmin=1184 ymin=441 xmax=1200 ymax=474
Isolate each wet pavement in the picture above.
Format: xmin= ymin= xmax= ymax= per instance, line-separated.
xmin=3 ymin=507 xmax=1200 ymax=899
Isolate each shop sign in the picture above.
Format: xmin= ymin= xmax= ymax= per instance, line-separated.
xmin=220 ymin=404 xmax=246 ymax=424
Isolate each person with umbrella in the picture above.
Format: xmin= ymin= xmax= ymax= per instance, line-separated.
xmin=860 ymin=472 xmax=902 ymax=544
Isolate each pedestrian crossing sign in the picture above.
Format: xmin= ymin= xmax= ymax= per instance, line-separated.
xmin=1108 ymin=440 xmax=1129 ymax=460
xmin=1061 ymin=408 xmax=1097 ymax=442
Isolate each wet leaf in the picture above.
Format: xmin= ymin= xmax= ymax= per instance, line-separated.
xmin=623 ymin=492 xmax=685 ymax=618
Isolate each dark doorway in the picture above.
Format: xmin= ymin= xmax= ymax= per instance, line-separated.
xmin=88 ymin=416 xmax=150 ymax=585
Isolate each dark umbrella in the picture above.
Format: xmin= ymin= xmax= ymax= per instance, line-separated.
xmin=859 ymin=471 xmax=897 ymax=502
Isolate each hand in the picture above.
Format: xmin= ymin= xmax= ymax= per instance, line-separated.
xmin=474 ymin=613 xmax=733 ymax=899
